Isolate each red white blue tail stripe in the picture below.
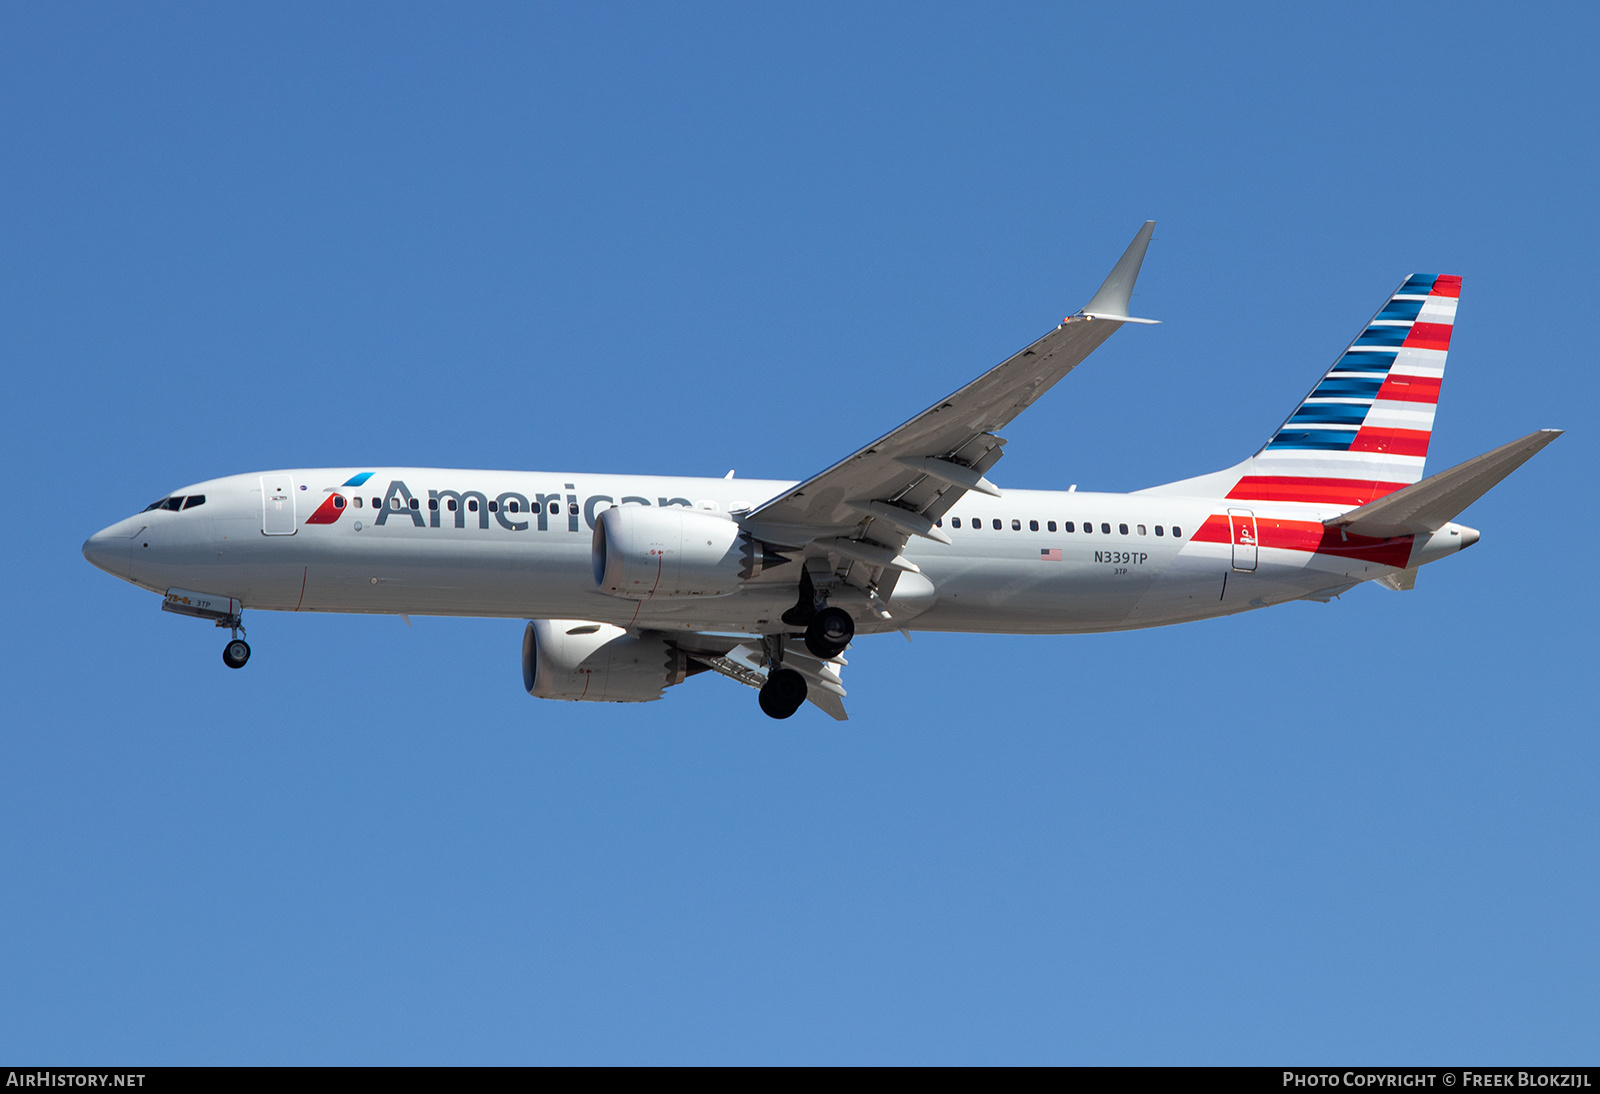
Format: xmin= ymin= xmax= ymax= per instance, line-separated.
xmin=1224 ymin=274 xmax=1460 ymax=507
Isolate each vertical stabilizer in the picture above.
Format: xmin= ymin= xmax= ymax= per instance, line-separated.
xmin=1139 ymin=274 xmax=1460 ymax=505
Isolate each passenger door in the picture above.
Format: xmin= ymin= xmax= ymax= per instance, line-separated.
xmin=261 ymin=474 xmax=297 ymax=535
xmin=1227 ymin=508 xmax=1257 ymax=572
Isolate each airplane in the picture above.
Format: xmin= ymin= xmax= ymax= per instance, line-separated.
xmin=82 ymin=223 xmax=1560 ymax=720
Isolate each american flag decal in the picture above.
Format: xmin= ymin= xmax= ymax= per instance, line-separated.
xmin=1040 ymin=548 xmax=1062 ymax=561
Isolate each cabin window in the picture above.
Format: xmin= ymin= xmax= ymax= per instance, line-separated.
xmin=447 ymin=499 xmax=457 ymax=511
xmin=1011 ymin=519 xmax=1021 ymax=531
xmin=183 ymin=495 xmax=207 ymax=510
xmin=409 ymin=499 xmax=420 ymax=511
xmin=990 ymin=519 xmax=1000 ymax=530
xmin=372 ymin=497 xmax=381 ymax=509
xmin=1047 ymin=521 xmax=1056 ymax=532
xmin=468 ymin=499 xmax=479 ymax=512
xmin=1061 ymin=521 xmax=1073 ymax=532
xmin=1137 ymin=524 xmax=1146 ymax=535
xmin=330 ymin=496 xmax=343 ymax=510
xmin=1172 ymin=526 xmax=1183 ymax=538
xmin=1029 ymin=520 xmax=1039 ymax=531
xmin=353 ymin=497 xmax=362 ymax=508
xmin=428 ymin=498 xmax=439 ymax=511
xmin=1101 ymin=522 xmax=1111 ymax=534
xmin=935 ymin=518 xmax=943 ymax=528
xmin=550 ymin=502 xmax=560 ymax=515
xmin=489 ymin=500 xmax=499 ymax=512
xmin=1119 ymin=523 xmax=1128 ymax=535
xmin=569 ymin=503 xmax=579 ymax=515
xmin=970 ymin=517 xmax=980 ymax=528
xmin=1155 ymin=525 xmax=1164 ymax=536
xmin=951 ymin=517 xmax=961 ymax=528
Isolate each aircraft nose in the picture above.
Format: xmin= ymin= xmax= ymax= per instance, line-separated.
xmin=82 ymin=523 xmax=134 ymax=579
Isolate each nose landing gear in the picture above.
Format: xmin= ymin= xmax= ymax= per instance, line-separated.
xmin=161 ymin=589 xmax=252 ymax=669
xmin=220 ymin=614 xmax=251 ymax=669
xmin=223 ymin=638 xmax=252 ymax=669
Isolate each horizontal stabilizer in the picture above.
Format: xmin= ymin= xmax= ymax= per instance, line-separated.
xmin=1376 ymin=567 xmax=1419 ymax=592
xmin=1296 ymin=580 xmax=1360 ymax=603
xmin=1327 ymin=429 xmax=1561 ymax=538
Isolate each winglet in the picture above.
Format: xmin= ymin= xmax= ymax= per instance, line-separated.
xmin=1075 ymin=220 xmax=1160 ymax=323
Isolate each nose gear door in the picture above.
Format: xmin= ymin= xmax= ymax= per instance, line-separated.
xmin=1227 ymin=508 xmax=1257 ymax=572
xmin=261 ymin=474 xmax=297 ymax=535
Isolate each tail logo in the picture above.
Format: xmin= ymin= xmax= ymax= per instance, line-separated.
xmin=1266 ymin=274 xmax=1459 ymax=457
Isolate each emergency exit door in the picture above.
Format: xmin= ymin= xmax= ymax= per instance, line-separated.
xmin=1227 ymin=508 xmax=1257 ymax=571
xmin=261 ymin=474 xmax=297 ymax=535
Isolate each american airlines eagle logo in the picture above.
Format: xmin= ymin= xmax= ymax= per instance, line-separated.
xmin=302 ymin=472 xmax=374 ymax=525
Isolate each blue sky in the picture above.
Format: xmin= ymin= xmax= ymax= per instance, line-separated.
xmin=2 ymin=2 xmax=1595 ymax=1064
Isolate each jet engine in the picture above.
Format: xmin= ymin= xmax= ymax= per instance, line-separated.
xmin=592 ymin=505 xmax=787 ymax=600
xmin=522 ymin=619 xmax=691 ymax=703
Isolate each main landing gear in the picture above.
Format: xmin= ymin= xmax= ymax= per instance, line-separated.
xmin=784 ymin=569 xmax=857 ymax=660
xmin=759 ymin=668 xmax=807 ymax=720
xmin=761 ymin=572 xmax=856 ymax=718
xmin=756 ymin=633 xmax=809 ymax=720
xmin=804 ymin=606 xmax=854 ymax=659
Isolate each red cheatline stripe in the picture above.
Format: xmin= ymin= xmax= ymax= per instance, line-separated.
xmin=1190 ymin=514 xmax=1414 ymax=568
xmin=1226 ymin=476 xmax=1409 ymax=505
xmin=1403 ymin=321 xmax=1453 ymax=350
xmin=1374 ymin=374 xmax=1442 ymax=404
xmin=1350 ymin=427 xmax=1431 ymax=457
xmin=1430 ymin=275 xmax=1462 ymax=298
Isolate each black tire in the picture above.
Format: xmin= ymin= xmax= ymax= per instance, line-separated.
xmin=222 ymin=639 xmax=251 ymax=669
xmin=758 ymin=668 xmax=808 ymax=719
xmin=804 ymin=606 xmax=854 ymax=659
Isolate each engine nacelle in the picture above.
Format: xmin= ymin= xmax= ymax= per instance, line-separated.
xmin=593 ymin=505 xmax=785 ymax=599
xmin=522 ymin=619 xmax=689 ymax=703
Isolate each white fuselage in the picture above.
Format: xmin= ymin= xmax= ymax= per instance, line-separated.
xmin=83 ymin=467 xmax=1477 ymax=636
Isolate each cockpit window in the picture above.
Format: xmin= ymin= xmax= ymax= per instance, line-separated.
xmin=143 ymin=495 xmax=207 ymax=512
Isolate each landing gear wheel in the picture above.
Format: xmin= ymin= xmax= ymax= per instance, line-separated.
xmin=804 ymin=606 xmax=854 ymax=659
xmin=222 ymin=639 xmax=251 ymax=669
xmin=758 ymin=668 xmax=808 ymax=719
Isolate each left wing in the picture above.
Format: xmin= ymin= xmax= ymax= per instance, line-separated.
xmin=671 ymin=633 xmax=850 ymax=721
xmin=739 ymin=222 xmax=1159 ymax=600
